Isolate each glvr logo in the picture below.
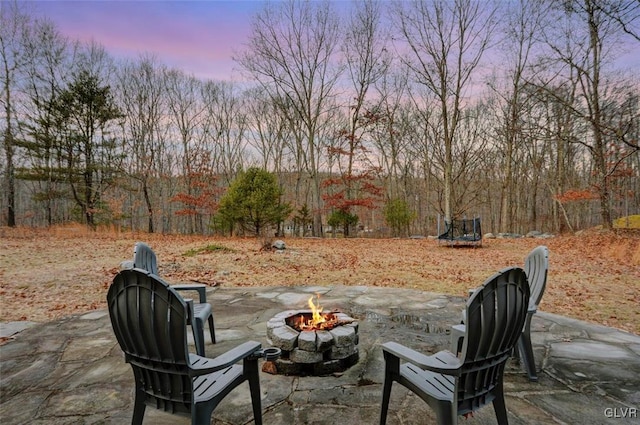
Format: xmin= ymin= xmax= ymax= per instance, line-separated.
xmin=604 ymin=407 xmax=637 ymax=418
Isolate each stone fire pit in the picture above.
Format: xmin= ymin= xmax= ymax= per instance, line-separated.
xmin=266 ymin=310 xmax=359 ymax=375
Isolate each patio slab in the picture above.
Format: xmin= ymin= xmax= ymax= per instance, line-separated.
xmin=1 ymin=285 xmax=639 ymax=424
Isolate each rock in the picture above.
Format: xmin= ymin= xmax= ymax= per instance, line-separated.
xmin=262 ymin=361 xmax=278 ymax=375
xmin=484 ymin=232 xmax=496 ymax=239
xmin=497 ymin=233 xmax=522 ymax=239
xmin=272 ymin=240 xmax=286 ymax=250
xmin=524 ymin=230 xmax=555 ymax=239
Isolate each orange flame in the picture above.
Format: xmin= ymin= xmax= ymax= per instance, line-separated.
xmin=308 ymin=294 xmax=325 ymax=327
xmin=292 ymin=293 xmax=341 ymax=331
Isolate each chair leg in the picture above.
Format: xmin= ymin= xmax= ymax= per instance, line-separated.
xmin=518 ymin=315 xmax=538 ymax=381
xmin=379 ymin=376 xmax=393 ymax=425
xmin=434 ymin=405 xmax=457 ymax=425
xmin=380 ymin=353 xmax=399 ymax=425
xmin=245 ymin=358 xmax=263 ymax=425
xmin=208 ymin=314 xmax=216 ymax=344
xmin=192 ymin=403 xmax=216 ymax=425
xmin=192 ymin=319 xmax=206 ymax=357
xmin=492 ymin=381 xmax=508 ymax=425
xmin=131 ymin=391 xmax=146 ymax=425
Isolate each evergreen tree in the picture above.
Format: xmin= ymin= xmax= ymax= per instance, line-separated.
xmin=383 ymin=198 xmax=415 ymax=237
xmin=51 ymin=70 xmax=123 ymax=228
xmin=327 ymin=209 xmax=359 ymax=237
xmin=215 ymin=167 xmax=291 ymax=236
xmin=293 ymin=204 xmax=313 ymax=237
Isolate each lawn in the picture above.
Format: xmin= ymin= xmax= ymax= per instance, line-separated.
xmin=0 ymin=225 xmax=638 ymax=334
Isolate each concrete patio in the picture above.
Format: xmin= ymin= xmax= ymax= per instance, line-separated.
xmin=1 ymin=285 xmax=639 ymax=424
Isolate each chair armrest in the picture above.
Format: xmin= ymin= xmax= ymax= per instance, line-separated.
xmin=189 ymin=341 xmax=262 ymax=375
xmin=451 ymin=323 xmax=465 ymax=333
xmin=382 ymin=341 xmax=462 ymax=376
xmin=173 ymin=283 xmax=207 ymax=303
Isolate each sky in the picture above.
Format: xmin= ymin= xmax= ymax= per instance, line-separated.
xmin=29 ymin=1 xmax=640 ymax=83
xmin=31 ymin=0 xmax=266 ymax=81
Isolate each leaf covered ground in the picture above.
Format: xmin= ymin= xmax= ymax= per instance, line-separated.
xmin=1 ymin=225 xmax=638 ymax=334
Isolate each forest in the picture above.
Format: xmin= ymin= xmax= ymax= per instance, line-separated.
xmin=1 ymin=0 xmax=639 ymax=237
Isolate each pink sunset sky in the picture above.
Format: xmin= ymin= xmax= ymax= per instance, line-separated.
xmin=31 ymin=0 xmax=265 ymax=81
xmin=30 ymin=1 xmax=639 ymax=83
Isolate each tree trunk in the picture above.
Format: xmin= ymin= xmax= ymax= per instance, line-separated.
xmin=143 ymin=179 xmax=154 ymax=233
xmin=3 ymin=127 xmax=16 ymax=227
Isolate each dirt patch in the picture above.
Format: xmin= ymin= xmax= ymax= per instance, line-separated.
xmin=1 ymin=225 xmax=638 ymax=334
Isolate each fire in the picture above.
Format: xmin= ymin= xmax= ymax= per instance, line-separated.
xmin=293 ymin=293 xmax=339 ymax=331
xmin=308 ymin=294 xmax=325 ymax=327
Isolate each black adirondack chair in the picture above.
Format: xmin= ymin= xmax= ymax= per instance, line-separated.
xmin=380 ymin=267 xmax=530 ymax=425
xmin=107 ymin=268 xmax=263 ymax=425
xmin=451 ymin=246 xmax=549 ymax=381
xmin=130 ymin=241 xmax=216 ymax=355
xmin=515 ymin=245 xmax=549 ymax=381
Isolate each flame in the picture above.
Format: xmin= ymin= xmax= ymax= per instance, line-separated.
xmin=291 ymin=293 xmax=341 ymax=331
xmin=308 ymin=294 xmax=325 ymax=327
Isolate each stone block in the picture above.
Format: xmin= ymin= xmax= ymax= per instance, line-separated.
xmin=329 ymin=326 xmax=356 ymax=347
xmin=267 ymin=317 xmax=286 ymax=328
xmin=316 ymin=330 xmax=334 ymax=351
xmin=298 ymin=331 xmax=317 ymax=351
xmin=329 ymin=344 xmax=356 ymax=360
xmin=313 ymin=359 xmax=343 ymax=375
xmin=269 ymin=326 xmax=299 ymax=351
xmin=274 ymin=358 xmax=302 ymax=375
xmin=290 ymin=348 xmax=324 ymax=364
xmin=334 ymin=312 xmax=351 ymax=322
xmin=345 ymin=321 xmax=359 ymax=333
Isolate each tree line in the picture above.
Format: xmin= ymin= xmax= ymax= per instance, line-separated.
xmin=1 ymin=0 xmax=638 ymax=237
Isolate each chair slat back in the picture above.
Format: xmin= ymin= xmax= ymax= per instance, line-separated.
xmin=108 ymin=268 xmax=193 ymax=414
xmin=524 ymin=246 xmax=549 ymax=310
xmin=133 ymin=242 xmax=159 ymax=275
xmin=458 ymin=267 xmax=529 ymax=414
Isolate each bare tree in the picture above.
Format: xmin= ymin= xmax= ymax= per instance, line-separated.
xmin=0 ymin=1 xmax=32 ymax=226
xmin=488 ymin=0 xmax=547 ymax=232
xmin=118 ymin=54 xmax=168 ymax=233
xmin=322 ymin=0 xmax=389 ymax=236
xmin=371 ymin=67 xmax=411 ymax=201
xmin=538 ymin=0 xmax=639 ymax=229
xmin=164 ymin=68 xmax=206 ymax=234
xmin=244 ymin=86 xmax=291 ymax=175
xmin=18 ymin=17 xmax=70 ymax=226
xmin=236 ymin=0 xmax=342 ymax=236
xmin=393 ymin=0 xmax=498 ymax=223
xmin=201 ymin=80 xmax=248 ymax=184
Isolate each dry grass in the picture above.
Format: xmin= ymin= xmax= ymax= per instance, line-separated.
xmin=1 ymin=224 xmax=638 ymax=334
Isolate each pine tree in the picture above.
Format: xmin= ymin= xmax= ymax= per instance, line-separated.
xmin=51 ymin=70 xmax=123 ymax=228
xmin=216 ymin=167 xmax=291 ymax=236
